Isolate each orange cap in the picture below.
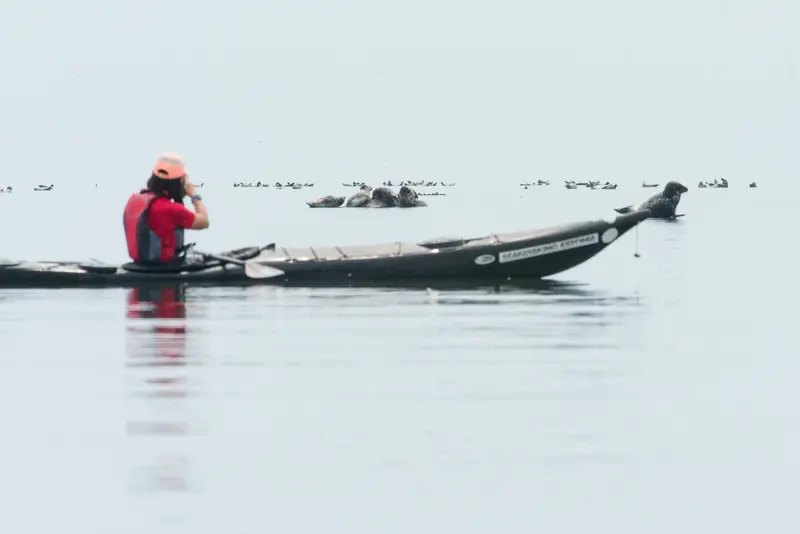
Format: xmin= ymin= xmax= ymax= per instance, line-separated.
xmin=152 ymin=153 xmax=186 ymax=180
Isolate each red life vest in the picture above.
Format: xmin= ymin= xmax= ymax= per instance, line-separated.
xmin=123 ymin=192 xmax=185 ymax=263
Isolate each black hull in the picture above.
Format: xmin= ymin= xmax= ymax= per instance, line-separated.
xmin=0 ymin=211 xmax=648 ymax=289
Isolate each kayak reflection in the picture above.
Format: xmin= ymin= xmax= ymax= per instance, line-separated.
xmin=125 ymin=284 xmax=197 ymax=496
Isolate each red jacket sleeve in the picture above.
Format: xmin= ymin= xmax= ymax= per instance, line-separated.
xmin=169 ymin=202 xmax=197 ymax=229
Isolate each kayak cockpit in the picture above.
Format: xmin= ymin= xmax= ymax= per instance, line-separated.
xmin=120 ymin=246 xmax=269 ymax=274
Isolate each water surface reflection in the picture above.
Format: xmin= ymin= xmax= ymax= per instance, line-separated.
xmin=116 ymin=280 xmax=644 ymax=530
xmin=125 ymin=285 xmax=199 ymax=499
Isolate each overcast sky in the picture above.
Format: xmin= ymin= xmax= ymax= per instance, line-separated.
xmin=1 ymin=0 xmax=797 ymax=188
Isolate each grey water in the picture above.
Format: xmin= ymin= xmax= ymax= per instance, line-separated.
xmin=3 ymin=0 xmax=799 ymax=528
xmin=1 ymin=184 xmax=798 ymax=533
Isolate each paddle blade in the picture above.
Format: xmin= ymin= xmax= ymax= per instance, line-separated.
xmin=244 ymin=262 xmax=285 ymax=279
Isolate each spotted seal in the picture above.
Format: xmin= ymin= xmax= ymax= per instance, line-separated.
xmin=345 ymin=185 xmax=374 ymax=207
xmin=306 ymin=195 xmax=345 ymax=208
xmin=397 ymin=186 xmax=428 ymax=207
xmin=369 ymin=186 xmax=398 ymax=207
xmin=615 ymin=181 xmax=688 ymax=219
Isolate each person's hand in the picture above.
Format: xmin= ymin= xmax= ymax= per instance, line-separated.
xmin=184 ymin=180 xmax=197 ymax=198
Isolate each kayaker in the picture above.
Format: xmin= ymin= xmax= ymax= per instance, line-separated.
xmin=123 ymin=153 xmax=209 ymax=264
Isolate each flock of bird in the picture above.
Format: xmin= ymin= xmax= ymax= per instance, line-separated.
xmin=0 ymin=179 xmax=698 ymax=222
xmin=518 ymin=178 xmax=757 ymax=190
xmin=229 ymin=180 xmax=457 ymax=190
xmin=233 ymin=182 xmax=314 ymax=189
xmin=0 ymin=184 xmax=204 ymax=193
xmin=519 ymin=180 xmax=619 ymax=189
xmin=696 ymin=178 xmax=758 ymax=188
xmin=565 ymin=181 xmax=619 ymax=190
xmin=0 ymin=184 xmax=54 ymax=193
xmin=344 ymin=180 xmax=456 ymax=188
xmin=0 ymin=177 xmax=760 ymax=195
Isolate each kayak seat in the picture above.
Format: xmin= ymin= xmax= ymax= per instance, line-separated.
xmin=121 ymin=261 xmax=218 ymax=274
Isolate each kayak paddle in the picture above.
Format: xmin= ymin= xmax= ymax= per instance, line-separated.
xmin=197 ymin=251 xmax=285 ymax=279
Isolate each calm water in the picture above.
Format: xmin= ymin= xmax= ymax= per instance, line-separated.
xmin=1 ymin=183 xmax=798 ymax=533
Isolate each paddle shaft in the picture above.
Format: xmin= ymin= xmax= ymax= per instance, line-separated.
xmin=197 ymin=251 xmax=285 ymax=279
xmin=201 ymin=252 xmax=249 ymax=267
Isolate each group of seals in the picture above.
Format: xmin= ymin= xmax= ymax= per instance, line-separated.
xmin=615 ymin=181 xmax=688 ymax=220
xmin=307 ymin=185 xmax=427 ymax=208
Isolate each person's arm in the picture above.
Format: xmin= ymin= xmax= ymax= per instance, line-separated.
xmin=184 ymin=181 xmax=209 ymax=229
xmin=189 ymin=197 xmax=209 ymax=229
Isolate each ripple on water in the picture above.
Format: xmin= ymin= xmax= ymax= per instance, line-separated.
xmin=177 ymin=282 xmax=647 ymax=486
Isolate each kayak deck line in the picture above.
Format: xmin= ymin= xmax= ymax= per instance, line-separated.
xmin=253 ymin=228 xmax=558 ymax=264
xmin=268 ymin=233 xmax=508 ymax=264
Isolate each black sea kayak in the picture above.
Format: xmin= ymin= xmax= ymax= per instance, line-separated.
xmin=0 ymin=210 xmax=649 ymax=289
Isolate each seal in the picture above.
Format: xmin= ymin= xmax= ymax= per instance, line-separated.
xmin=397 ymin=186 xmax=428 ymax=207
xmin=370 ymin=186 xmax=398 ymax=207
xmin=615 ymin=181 xmax=688 ymax=219
xmin=306 ymin=195 xmax=345 ymax=208
xmin=345 ymin=185 xmax=374 ymax=207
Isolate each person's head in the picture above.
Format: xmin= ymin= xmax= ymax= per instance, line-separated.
xmin=146 ymin=153 xmax=187 ymax=202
